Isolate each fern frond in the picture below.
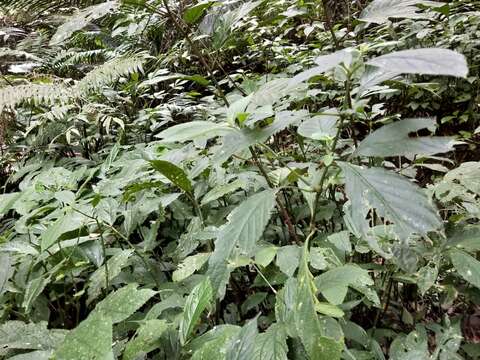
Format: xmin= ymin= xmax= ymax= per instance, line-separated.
xmin=0 ymin=84 xmax=74 ymax=113
xmin=49 ymin=1 xmax=119 ymax=46
xmin=75 ymin=54 xmax=146 ymax=92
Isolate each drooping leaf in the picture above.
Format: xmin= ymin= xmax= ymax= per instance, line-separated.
xmin=355 ymin=118 xmax=459 ymax=157
xmin=93 ymin=284 xmax=156 ymax=323
xmin=359 ymin=0 xmax=445 ymax=24
xmin=226 ymin=316 xmax=259 ymax=360
xmin=289 ymin=50 xmax=350 ymax=86
xmin=0 ymin=253 xmax=12 ymax=296
xmin=367 ymin=48 xmax=468 ymax=78
xmin=207 ymin=189 xmax=277 ymax=298
xmin=122 ymin=320 xmax=169 ymax=360
xmin=339 ymin=163 xmax=442 ymax=240
xmin=54 ymin=312 xmax=113 ymax=360
xmin=179 ymin=277 xmax=213 ymax=345
xmin=450 ymin=250 xmax=480 ymax=289
xmin=41 ymin=210 xmax=88 ymax=251
xmin=150 ymin=160 xmax=193 ymax=194
xmin=173 ymin=253 xmax=211 ymax=282
xmin=254 ymin=323 xmax=288 ymax=360
xmin=201 ymin=179 xmax=246 ymax=205
xmin=87 ymin=249 xmax=134 ymax=304
xmin=298 ymin=111 xmax=339 ymax=140
xmin=22 ymin=275 xmax=49 ymax=314
xmin=295 ymin=240 xmax=344 ymax=360
xmin=155 ymin=121 xmax=234 ymax=143
xmin=314 ymin=265 xmax=374 ymax=305
xmin=50 ymin=1 xmax=119 ymax=45
xmin=0 ymin=321 xmax=66 ymax=356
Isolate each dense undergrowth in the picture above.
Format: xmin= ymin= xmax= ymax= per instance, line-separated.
xmin=0 ymin=0 xmax=480 ymax=359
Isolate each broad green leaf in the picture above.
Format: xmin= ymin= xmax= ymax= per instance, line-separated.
xmin=367 ymin=49 xmax=468 ymax=78
xmin=87 ymin=249 xmax=134 ymax=304
xmin=450 ymin=250 xmax=480 ymax=289
xmin=276 ymin=245 xmax=301 ymax=277
xmin=50 ymin=1 xmax=119 ymax=45
xmin=314 ymin=265 xmax=373 ymax=305
xmin=41 ymin=210 xmax=88 ymax=251
xmin=226 ymin=316 xmax=258 ymax=360
xmin=22 ymin=275 xmax=49 ymax=313
xmin=0 ymin=321 xmax=66 ymax=356
xmin=173 ymin=253 xmax=210 ymax=282
xmin=315 ymin=302 xmax=345 ymax=318
xmin=54 ymin=312 xmax=113 ymax=360
xmin=339 ymin=163 xmax=442 ymax=240
xmin=207 ymin=190 xmax=277 ymax=298
xmin=355 ymin=118 xmax=458 ymax=157
xmin=122 ymin=319 xmax=169 ymax=360
xmin=184 ymin=1 xmax=216 ymax=24
xmin=255 ymin=246 xmax=278 ymax=267
xmin=9 ymin=350 xmax=53 ymax=360
xmin=201 ymin=179 xmax=245 ymax=205
xmin=180 ymin=277 xmax=213 ymax=345
xmin=298 ymin=111 xmax=339 ymax=140
xmin=155 ymin=121 xmax=233 ymax=142
xmin=446 ymin=225 xmax=480 ymax=251
xmin=213 ymin=110 xmax=307 ymax=164
xmin=0 ymin=192 xmax=22 ymax=215
xmin=93 ymin=284 xmax=156 ymax=323
xmin=359 ymin=0 xmax=445 ymax=24
xmin=417 ymin=264 xmax=438 ymax=295
xmin=190 ymin=325 xmax=241 ymax=360
xmin=295 ymin=241 xmax=344 ymax=359
xmin=289 ymin=50 xmax=350 ymax=86
xmin=254 ymin=323 xmax=288 ymax=360
xmin=444 ymin=162 xmax=480 ymax=194
xmin=0 ymin=253 xmax=12 ymax=296
xmin=150 ymin=160 xmax=193 ymax=194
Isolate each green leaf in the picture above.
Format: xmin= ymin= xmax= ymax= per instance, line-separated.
xmin=226 ymin=316 xmax=258 ymax=360
xmin=0 ymin=253 xmax=13 ymax=296
xmin=201 ymin=179 xmax=245 ymax=205
xmin=54 ymin=312 xmax=113 ymax=360
xmin=254 ymin=323 xmax=288 ymax=360
xmin=190 ymin=325 xmax=241 ymax=360
xmin=207 ymin=190 xmax=277 ymax=298
xmin=314 ymin=265 xmax=373 ymax=305
xmin=184 ymin=1 xmax=215 ymax=24
xmin=0 ymin=321 xmax=66 ymax=356
xmin=22 ymin=275 xmax=49 ymax=314
xmin=173 ymin=253 xmax=211 ymax=282
xmin=298 ymin=111 xmax=339 ymax=140
xmin=155 ymin=121 xmax=234 ymax=143
xmin=150 ymin=160 xmax=193 ymax=194
xmin=359 ymin=0 xmax=445 ymax=24
xmin=367 ymin=48 xmax=468 ymax=78
xmin=295 ymin=241 xmax=344 ymax=360
xmin=93 ymin=284 xmax=156 ymax=323
xmin=50 ymin=1 xmax=119 ymax=45
xmin=339 ymin=163 xmax=442 ymax=240
xmin=289 ymin=50 xmax=350 ymax=86
xmin=276 ymin=245 xmax=301 ymax=277
xmin=450 ymin=250 xmax=480 ymax=289
xmin=87 ymin=249 xmax=134 ymax=304
xmin=180 ymin=277 xmax=213 ymax=345
xmin=41 ymin=210 xmax=87 ymax=251
xmin=122 ymin=319 xmax=169 ymax=360
xmin=0 ymin=192 xmax=22 ymax=215
xmin=355 ymin=118 xmax=459 ymax=157
xmin=417 ymin=264 xmax=438 ymax=295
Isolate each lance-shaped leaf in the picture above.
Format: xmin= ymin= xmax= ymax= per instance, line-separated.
xmin=180 ymin=278 xmax=213 ymax=345
xmin=41 ymin=210 xmax=88 ymax=251
xmin=226 ymin=316 xmax=258 ymax=360
xmin=254 ymin=324 xmax=288 ymax=360
xmin=150 ymin=160 xmax=193 ymax=194
xmin=295 ymin=240 xmax=344 ymax=360
xmin=173 ymin=253 xmax=211 ymax=282
xmin=450 ymin=250 xmax=480 ymax=290
xmin=367 ymin=48 xmax=468 ymax=78
xmin=355 ymin=118 xmax=459 ymax=157
xmin=289 ymin=50 xmax=350 ymax=86
xmin=359 ymin=0 xmax=445 ymax=24
xmin=93 ymin=284 xmax=156 ymax=323
xmin=155 ymin=121 xmax=234 ymax=143
xmin=123 ymin=319 xmax=169 ymax=360
xmin=339 ymin=163 xmax=442 ymax=240
xmin=207 ymin=190 xmax=277 ymax=298
xmin=54 ymin=312 xmax=113 ymax=360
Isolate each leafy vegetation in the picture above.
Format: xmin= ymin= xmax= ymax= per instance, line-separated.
xmin=0 ymin=0 xmax=480 ymax=358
